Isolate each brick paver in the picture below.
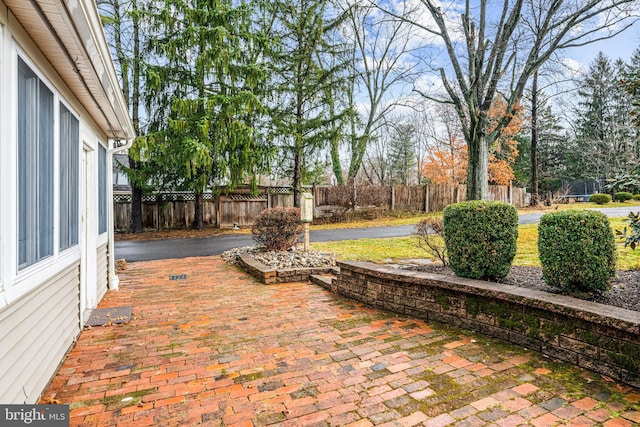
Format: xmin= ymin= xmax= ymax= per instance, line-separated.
xmin=41 ymin=256 xmax=640 ymax=426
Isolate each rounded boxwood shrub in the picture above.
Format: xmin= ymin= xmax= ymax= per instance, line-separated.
xmin=589 ymin=193 xmax=611 ymax=204
xmin=252 ymin=207 xmax=302 ymax=251
xmin=633 ymin=194 xmax=640 ymax=201
xmin=615 ymin=191 xmax=633 ymax=202
xmin=443 ymin=201 xmax=518 ymax=280
xmin=538 ymin=210 xmax=615 ymax=294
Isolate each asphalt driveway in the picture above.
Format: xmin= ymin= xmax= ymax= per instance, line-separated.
xmin=115 ymin=206 xmax=638 ymax=262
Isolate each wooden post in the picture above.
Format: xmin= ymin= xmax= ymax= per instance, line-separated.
xmin=267 ymin=186 xmax=271 ymax=209
xmin=215 ymin=194 xmax=221 ymax=228
xmin=424 ymin=185 xmax=429 ymax=212
xmin=391 ymin=186 xmax=395 ymax=211
xmin=508 ymin=183 xmax=513 ymax=205
xmin=304 ymin=223 xmax=310 ymax=252
xmin=312 ymin=183 xmax=317 ymax=208
xmin=155 ymin=194 xmax=161 ymax=230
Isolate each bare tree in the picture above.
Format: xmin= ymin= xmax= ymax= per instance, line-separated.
xmin=337 ymin=1 xmax=420 ymax=184
xmin=381 ymin=0 xmax=640 ymax=200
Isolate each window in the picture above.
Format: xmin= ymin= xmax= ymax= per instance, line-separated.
xmin=98 ymin=143 xmax=107 ymax=234
xmin=18 ymin=57 xmax=54 ymax=269
xmin=59 ymin=103 xmax=79 ymax=250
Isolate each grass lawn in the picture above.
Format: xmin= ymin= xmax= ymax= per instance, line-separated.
xmin=311 ymin=216 xmax=640 ymax=271
xmin=310 ymin=200 xmax=640 ymax=230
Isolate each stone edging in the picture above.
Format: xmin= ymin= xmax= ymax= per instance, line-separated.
xmin=327 ymin=261 xmax=640 ymax=388
xmin=238 ymin=253 xmax=335 ymax=284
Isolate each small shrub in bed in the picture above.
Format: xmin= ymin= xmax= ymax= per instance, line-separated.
xmin=615 ymin=191 xmax=633 ymax=202
xmin=443 ymin=201 xmax=518 ymax=280
xmin=252 ymin=207 xmax=302 ymax=251
xmin=633 ymin=194 xmax=640 ymax=201
xmin=616 ymin=210 xmax=640 ymax=250
xmin=415 ymin=217 xmax=447 ymax=266
xmin=538 ymin=210 xmax=615 ymax=293
xmin=589 ymin=193 xmax=611 ymax=204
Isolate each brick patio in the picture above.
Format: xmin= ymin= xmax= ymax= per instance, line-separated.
xmin=42 ymin=256 xmax=640 ymax=426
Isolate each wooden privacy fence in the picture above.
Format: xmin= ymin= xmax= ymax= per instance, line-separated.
xmin=113 ymin=187 xmax=294 ymax=230
xmin=113 ymin=184 xmax=525 ymax=230
xmin=313 ymin=184 xmax=525 ymax=213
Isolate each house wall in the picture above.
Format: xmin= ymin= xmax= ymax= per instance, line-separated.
xmin=0 ymin=3 xmax=113 ymax=403
xmin=97 ymin=243 xmax=109 ymax=302
xmin=0 ymin=262 xmax=80 ymax=403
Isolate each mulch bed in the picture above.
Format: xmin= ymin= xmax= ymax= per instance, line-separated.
xmin=400 ymin=264 xmax=640 ymax=313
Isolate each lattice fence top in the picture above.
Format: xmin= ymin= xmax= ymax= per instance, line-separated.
xmin=114 ymin=193 xmax=132 ymax=203
xmin=114 ymin=186 xmax=296 ymax=203
xmin=268 ymin=187 xmax=294 ymax=194
xmin=114 ymin=191 xmax=217 ymax=203
xmin=225 ymin=193 xmax=267 ymax=200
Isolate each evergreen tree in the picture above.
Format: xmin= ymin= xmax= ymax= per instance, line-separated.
xmin=516 ymin=91 xmax=568 ymax=192
xmin=143 ymin=0 xmax=271 ymax=228
xmin=574 ymin=52 xmax=636 ymax=181
xmin=269 ymin=0 xmax=350 ymax=206
xmin=388 ymin=123 xmax=417 ymax=185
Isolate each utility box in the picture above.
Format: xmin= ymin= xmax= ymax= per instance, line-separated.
xmin=300 ymin=192 xmax=314 ymax=223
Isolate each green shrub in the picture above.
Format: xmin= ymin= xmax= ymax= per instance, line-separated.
xmin=443 ymin=201 xmax=518 ymax=279
xmin=589 ymin=193 xmax=611 ymax=204
xmin=633 ymin=194 xmax=640 ymax=200
xmin=252 ymin=207 xmax=302 ymax=251
xmin=615 ymin=192 xmax=633 ymax=202
xmin=538 ymin=210 xmax=615 ymax=294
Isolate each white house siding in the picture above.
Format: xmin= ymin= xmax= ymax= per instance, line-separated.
xmin=0 ymin=2 xmax=127 ymax=403
xmin=0 ymin=262 xmax=81 ymax=404
xmin=97 ymin=242 xmax=109 ymax=301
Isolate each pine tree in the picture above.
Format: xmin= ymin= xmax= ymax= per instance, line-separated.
xmin=269 ymin=0 xmax=350 ymax=206
xmin=574 ymin=52 xmax=636 ymax=181
xmin=388 ymin=123 xmax=417 ymax=185
xmin=143 ymin=0 xmax=270 ymax=228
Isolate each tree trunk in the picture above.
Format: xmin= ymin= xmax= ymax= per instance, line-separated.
xmin=466 ymin=132 xmax=490 ymax=200
xmin=293 ymin=143 xmax=302 ymax=208
xmin=192 ymin=191 xmax=204 ymax=229
xmin=530 ymin=70 xmax=539 ymax=206
xmin=128 ymin=156 xmax=143 ymax=233
xmin=330 ymin=136 xmax=343 ymax=185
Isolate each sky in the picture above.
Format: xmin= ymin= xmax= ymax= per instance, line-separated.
xmin=568 ymin=23 xmax=640 ymax=66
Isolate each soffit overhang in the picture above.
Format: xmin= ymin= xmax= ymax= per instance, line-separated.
xmin=5 ymin=0 xmax=135 ymax=140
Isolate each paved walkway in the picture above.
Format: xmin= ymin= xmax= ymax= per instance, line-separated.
xmin=43 ymin=257 xmax=640 ymax=426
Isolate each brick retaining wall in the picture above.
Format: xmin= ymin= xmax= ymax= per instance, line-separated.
xmin=238 ymin=254 xmax=334 ymax=284
xmin=334 ymin=261 xmax=640 ymax=388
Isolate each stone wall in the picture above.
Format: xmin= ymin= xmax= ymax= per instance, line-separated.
xmin=333 ymin=261 xmax=640 ymax=388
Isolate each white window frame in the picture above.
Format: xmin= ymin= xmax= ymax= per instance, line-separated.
xmin=17 ymin=55 xmax=55 ymax=270
xmin=59 ymin=101 xmax=80 ymax=252
xmin=98 ymin=142 xmax=108 ymax=235
xmin=10 ymin=50 xmax=80 ymax=289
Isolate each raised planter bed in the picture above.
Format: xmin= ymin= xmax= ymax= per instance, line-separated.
xmin=328 ymin=261 xmax=640 ymax=388
xmin=238 ymin=253 xmax=336 ymax=284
